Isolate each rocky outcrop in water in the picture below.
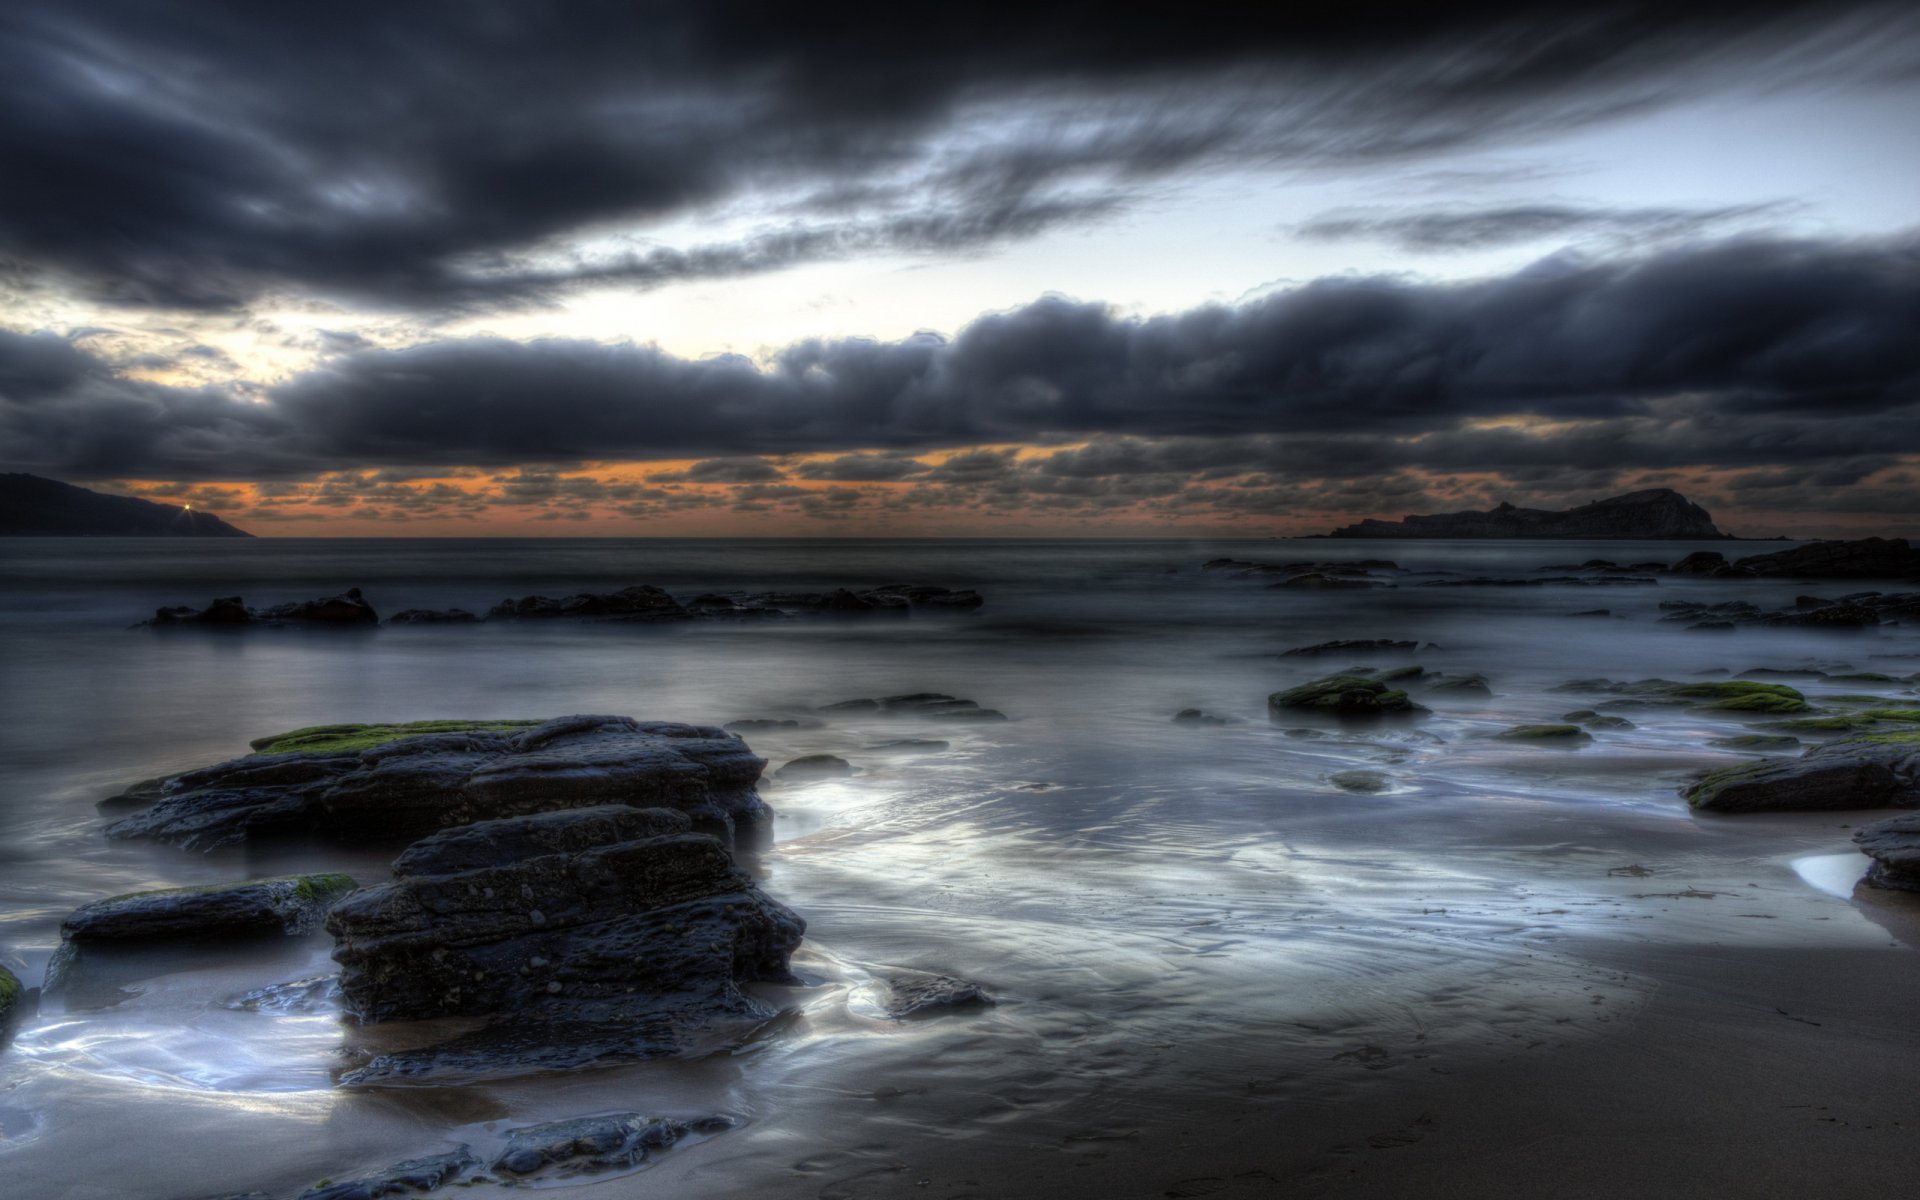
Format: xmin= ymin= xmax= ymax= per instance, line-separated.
xmin=880 ymin=971 xmax=994 ymax=1018
xmin=1325 ymin=488 xmax=1724 ymax=539
xmin=1269 ymin=674 xmax=1428 ymax=717
xmin=818 ymin=693 xmax=1009 ymax=721
xmin=490 ymin=1112 xmax=735 ymax=1180
xmin=103 ymin=715 xmax=769 ymax=851
xmin=1683 ymin=736 xmax=1920 ymax=813
xmin=1658 ymin=591 xmax=1918 ymax=631
xmin=1854 ymin=813 xmax=1920 ymax=891
xmin=1729 ymin=538 xmax=1920 ymax=581
xmin=145 ymin=588 xmax=378 ymax=627
xmin=487 ymin=583 xmax=982 ymax=621
xmin=326 ymin=804 xmax=804 ymax=1083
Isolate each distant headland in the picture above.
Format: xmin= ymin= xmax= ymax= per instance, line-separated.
xmin=1321 ymin=488 xmax=1726 ymax=540
xmin=0 ymin=473 xmax=252 ymax=537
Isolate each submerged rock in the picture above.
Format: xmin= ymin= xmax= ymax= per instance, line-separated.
xmin=882 ymin=971 xmax=994 ymax=1018
xmin=1268 ymin=675 xmax=1428 ymax=717
xmin=492 ymin=1112 xmax=734 ymax=1179
xmin=820 ymin=693 xmax=1008 ymax=722
xmin=144 ymin=588 xmax=379 ymax=628
xmin=44 ymin=874 xmax=357 ymax=995
xmin=104 ymin=715 xmax=771 ymax=851
xmin=385 ymin=608 xmax=479 ymax=624
xmin=1427 ymin=673 xmax=1492 ymax=696
xmin=1172 ymin=709 xmax=1236 ymax=726
xmin=1330 ymin=769 xmax=1391 ymax=793
xmin=1494 ymin=724 xmax=1592 ymax=744
xmin=327 ymin=805 xmax=803 ymax=1083
xmin=1855 ymin=813 xmax=1920 ymax=892
xmin=1280 ymin=639 xmax=1419 ymax=657
xmin=775 ymin=754 xmax=853 ymax=780
xmin=298 ymin=1149 xmax=476 ymax=1200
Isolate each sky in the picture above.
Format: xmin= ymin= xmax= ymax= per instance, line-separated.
xmin=1 ymin=1 xmax=1917 ymax=537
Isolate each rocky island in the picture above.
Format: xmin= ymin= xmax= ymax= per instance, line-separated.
xmin=1323 ymin=487 xmax=1725 ymax=539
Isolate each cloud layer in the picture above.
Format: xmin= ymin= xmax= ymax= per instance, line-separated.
xmin=2 ymin=1 xmax=1912 ymax=308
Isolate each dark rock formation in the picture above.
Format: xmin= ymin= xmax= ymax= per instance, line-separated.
xmin=1552 ymin=679 xmax=1810 ymax=713
xmin=1268 ymin=674 xmax=1428 ymax=717
xmin=1658 ymin=592 xmax=1918 ymax=630
xmin=1428 ymin=673 xmax=1492 ymax=696
xmin=1855 ymin=813 xmax=1920 ymax=892
xmin=1172 ymin=709 xmax=1236 ymax=725
xmin=1729 ymin=538 xmax=1920 ymax=581
xmin=488 ymin=584 xmax=688 ymax=621
xmin=1494 ymin=724 xmax=1591 ymax=744
xmin=881 ymin=971 xmax=994 ymax=1018
xmin=775 ymin=754 xmax=853 ymax=780
xmin=1330 ymin=769 xmax=1391 ymax=793
xmin=298 ymin=1150 xmax=476 ymax=1200
xmin=0 ymin=473 xmax=253 ymax=537
xmin=145 ymin=588 xmax=378 ymax=627
xmin=491 ymin=1112 xmax=734 ymax=1180
xmin=819 ymin=693 xmax=1008 ymax=722
xmin=0 ymin=964 xmax=24 ymax=1041
xmin=56 ymin=875 xmax=355 ymax=945
xmin=1280 ymin=639 xmax=1419 ymax=657
xmin=1683 ymin=736 xmax=1920 ymax=813
xmin=104 ymin=715 xmax=769 ymax=851
xmin=326 ymin=805 xmax=803 ymax=1083
xmin=386 ymin=608 xmax=479 ymax=624
xmin=1325 ymin=488 xmax=1724 ymax=540
xmin=1417 ymin=575 xmax=1656 ymax=588
xmin=487 ymin=583 xmax=983 ymax=622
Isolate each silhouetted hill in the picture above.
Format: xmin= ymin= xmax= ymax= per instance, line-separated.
xmin=1324 ymin=488 xmax=1725 ymax=539
xmin=0 ymin=474 xmax=252 ymax=537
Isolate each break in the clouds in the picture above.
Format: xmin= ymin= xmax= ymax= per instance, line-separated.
xmin=4 ymin=235 xmax=1917 ymax=489
xmin=0 ymin=0 xmax=1914 ymax=308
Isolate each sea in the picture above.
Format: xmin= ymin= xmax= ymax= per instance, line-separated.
xmin=0 ymin=537 xmax=1914 ymax=1198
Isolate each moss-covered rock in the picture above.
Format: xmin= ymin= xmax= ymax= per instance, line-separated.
xmin=1709 ymin=733 xmax=1802 ymax=751
xmin=1665 ymin=681 xmax=1811 ymax=713
xmin=1268 ymin=675 xmax=1428 ymax=717
xmin=1428 ymin=673 xmax=1492 ymax=696
xmin=0 ymin=963 xmax=23 ymax=1038
xmin=249 ymin=719 xmax=541 ymax=755
xmin=1330 ymin=769 xmax=1391 ymax=793
xmin=59 ymin=874 xmax=357 ymax=945
xmin=1495 ymin=724 xmax=1591 ymax=743
xmin=1683 ymin=757 xmax=1902 ymax=812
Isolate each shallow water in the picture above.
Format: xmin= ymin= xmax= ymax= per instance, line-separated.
xmin=1 ymin=537 xmax=1915 ymax=1198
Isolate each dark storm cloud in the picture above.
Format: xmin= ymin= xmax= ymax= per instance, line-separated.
xmin=3 ymin=235 xmax=1917 ymax=485
xmin=1296 ymin=202 xmax=1792 ymax=251
xmin=1 ymin=1 xmax=1913 ymax=309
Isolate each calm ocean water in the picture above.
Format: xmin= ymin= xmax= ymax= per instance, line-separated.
xmin=1 ymin=537 xmax=1913 ymax=1198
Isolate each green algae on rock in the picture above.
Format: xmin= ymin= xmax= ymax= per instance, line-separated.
xmin=1330 ymin=769 xmax=1391 ymax=793
xmin=1268 ymin=675 xmax=1428 ymax=717
xmin=248 ymin=719 xmax=542 ymax=755
xmin=0 ymin=963 xmax=24 ymax=1039
xmin=1495 ymin=724 xmax=1592 ymax=743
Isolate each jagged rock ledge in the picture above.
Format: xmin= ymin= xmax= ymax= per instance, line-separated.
xmin=102 ymin=715 xmax=770 ymax=851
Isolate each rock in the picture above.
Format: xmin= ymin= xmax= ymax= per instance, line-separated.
xmin=1494 ymin=724 xmax=1591 ymax=744
xmin=1270 ymin=573 xmax=1382 ymax=589
xmin=1280 ymin=639 xmax=1419 ymax=657
xmin=1682 ymin=736 xmax=1920 ymax=812
xmin=867 ymin=739 xmax=951 ymax=753
xmin=0 ymin=963 xmax=25 ymax=1041
xmin=298 ymin=1149 xmax=476 ymax=1200
xmin=775 ymin=754 xmax=853 ymax=780
xmin=1324 ymin=488 xmax=1724 ymax=539
xmin=882 ymin=971 xmax=994 ymax=1018
xmin=1552 ymin=679 xmax=1810 ymax=714
xmin=385 ymin=608 xmax=479 ymax=624
xmin=104 ymin=715 xmax=770 ymax=851
xmin=491 ymin=1112 xmax=733 ymax=1179
xmin=724 ymin=718 xmax=810 ymax=731
xmin=0 ymin=472 xmax=253 ymax=537
xmin=489 ymin=585 xmax=687 ymax=621
xmin=1268 ymin=675 xmax=1427 ymax=717
xmin=1731 ymin=537 xmax=1920 ymax=581
xmin=820 ymin=693 xmax=1008 ymax=721
xmin=1172 ymin=709 xmax=1235 ymax=725
xmin=1419 ymin=574 xmax=1657 ymax=588
xmin=1709 ymin=733 xmax=1802 ymax=751
xmin=326 ymin=805 xmax=804 ymax=1083
xmin=1560 ymin=710 xmax=1632 ymax=729
xmin=1669 ymin=551 xmax=1730 ymax=575
xmin=1330 ymin=769 xmax=1391 ymax=793
xmin=1427 ymin=673 xmax=1492 ymax=696
xmin=43 ymin=874 xmax=357 ymax=996
xmin=144 ymin=588 xmax=378 ymax=627
xmin=1568 ymin=609 xmax=1612 ymax=617
xmin=1855 ymin=813 xmax=1920 ymax=891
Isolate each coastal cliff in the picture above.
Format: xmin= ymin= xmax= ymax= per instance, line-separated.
xmin=1325 ymin=488 xmax=1725 ymax=539
xmin=0 ymin=473 xmax=251 ymax=537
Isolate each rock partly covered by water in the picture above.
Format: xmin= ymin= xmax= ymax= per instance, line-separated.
xmin=1658 ymin=595 xmax=1890 ymax=630
xmin=487 ymin=583 xmax=982 ymax=621
xmin=144 ymin=588 xmax=379 ymax=627
xmin=1325 ymin=488 xmax=1724 ymax=540
xmin=818 ymin=693 xmax=1008 ymax=721
xmin=327 ymin=804 xmax=804 ymax=1083
xmin=104 ymin=716 xmax=770 ymax=851
xmin=491 ymin=1112 xmax=735 ymax=1180
xmin=881 ymin=971 xmax=994 ymax=1018
xmin=58 ymin=875 xmax=356 ymax=944
xmin=1269 ymin=674 xmax=1428 ymax=717
xmin=1683 ymin=736 xmax=1920 ymax=813
xmin=1729 ymin=538 xmax=1920 ymax=581
xmin=1854 ymin=813 xmax=1920 ymax=892
xmin=0 ymin=964 xmax=23 ymax=1039
xmin=1553 ymin=678 xmax=1812 ymax=714
xmin=1280 ymin=638 xmax=1420 ymax=657
xmin=297 ymin=1150 xmax=476 ymax=1200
